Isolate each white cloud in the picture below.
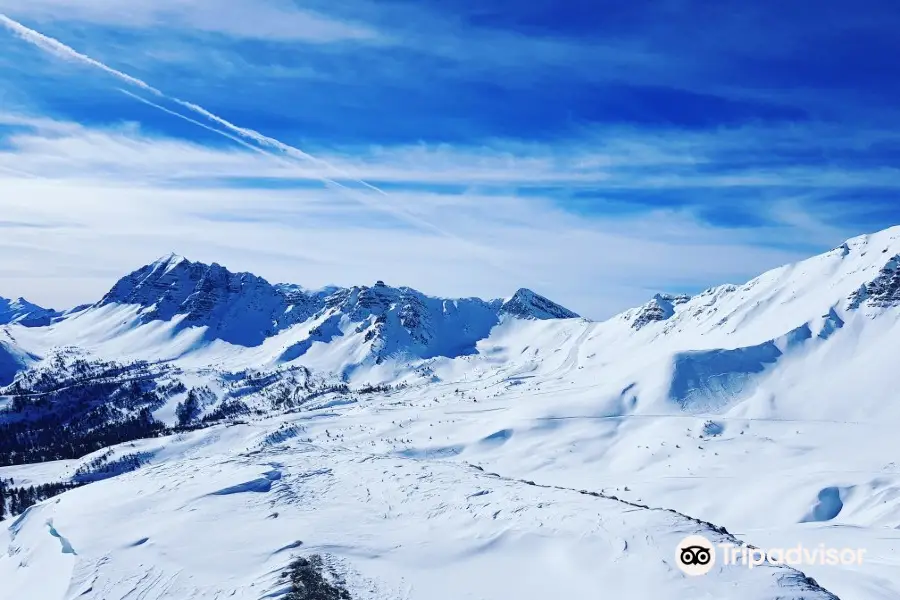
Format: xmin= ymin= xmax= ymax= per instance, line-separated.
xmin=0 ymin=170 xmax=835 ymax=320
xmin=0 ymin=0 xmax=380 ymax=43
xmin=3 ymin=14 xmax=898 ymax=196
xmin=0 ymin=114 xmax=883 ymax=319
xmin=5 ymin=112 xmax=899 ymax=192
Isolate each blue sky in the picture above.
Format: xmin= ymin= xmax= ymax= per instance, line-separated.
xmin=0 ymin=0 xmax=899 ymax=318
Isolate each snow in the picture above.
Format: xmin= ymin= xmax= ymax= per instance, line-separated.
xmin=0 ymin=328 xmax=38 ymax=385
xmin=4 ymin=226 xmax=900 ymax=598
xmin=0 ymin=295 xmax=60 ymax=327
xmin=0 ymin=419 xmax=837 ymax=600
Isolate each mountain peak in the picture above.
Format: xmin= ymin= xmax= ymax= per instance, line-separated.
xmin=0 ymin=295 xmax=60 ymax=327
xmin=156 ymin=252 xmax=187 ymax=264
xmin=147 ymin=252 xmax=190 ymax=273
xmin=98 ymin=256 xmax=318 ymax=346
xmin=629 ymin=293 xmax=692 ymax=330
xmin=500 ymin=288 xmax=580 ymax=320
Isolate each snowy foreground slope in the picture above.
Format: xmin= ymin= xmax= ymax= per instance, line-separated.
xmin=0 ymin=418 xmax=835 ymax=600
xmin=3 ymin=226 xmax=900 ymax=599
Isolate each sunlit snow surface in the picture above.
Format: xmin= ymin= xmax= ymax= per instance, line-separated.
xmin=5 ymin=227 xmax=900 ymax=599
xmin=0 ymin=418 xmax=836 ymax=600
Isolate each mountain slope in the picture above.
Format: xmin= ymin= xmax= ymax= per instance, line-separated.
xmin=35 ymin=254 xmax=581 ymax=371
xmin=617 ymin=227 xmax=900 ymax=345
xmin=4 ymin=226 xmax=900 ymax=599
xmin=0 ymin=296 xmax=60 ymax=327
xmin=0 ymin=414 xmax=839 ymax=600
xmin=97 ymin=253 xmax=320 ymax=346
xmin=0 ymin=329 xmax=37 ymax=386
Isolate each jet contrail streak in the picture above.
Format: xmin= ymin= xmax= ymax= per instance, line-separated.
xmin=120 ymin=90 xmax=304 ymax=165
xmin=120 ymin=90 xmax=468 ymax=239
xmin=0 ymin=12 xmax=497 ymax=253
xmin=172 ymin=98 xmax=392 ymax=198
xmin=121 ymin=90 xmax=373 ymax=198
xmin=0 ymin=14 xmax=161 ymax=94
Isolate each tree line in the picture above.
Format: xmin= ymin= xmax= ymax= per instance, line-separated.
xmin=0 ymin=477 xmax=84 ymax=520
xmin=0 ymin=408 xmax=165 ymax=467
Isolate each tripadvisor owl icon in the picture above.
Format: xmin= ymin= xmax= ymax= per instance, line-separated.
xmin=676 ymin=535 xmax=716 ymax=576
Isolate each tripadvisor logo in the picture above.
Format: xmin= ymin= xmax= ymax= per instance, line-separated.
xmin=675 ymin=534 xmax=867 ymax=576
xmin=676 ymin=535 xmax=716 ymax=576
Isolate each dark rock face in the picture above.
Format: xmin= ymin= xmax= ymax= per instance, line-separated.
xmin=499 ymin=289 xmax=580 ymax=320
xmin=631 ymin=294 xmax=691 ymax=330
xmin=849 ymin=254 xmax=900 ymax=309
xmin=327 ymin=284 xmax=498 ymax=361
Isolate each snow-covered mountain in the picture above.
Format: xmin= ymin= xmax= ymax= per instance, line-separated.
xmin=0 ymin=298 xmax=55 ymax=384
xmin=4 ymin=225 xmax=900 ymax=600
xmin=91 ymin=253 xmax=578 ymax=359
xmin=0 ymin=296 xmax=60 ymax=327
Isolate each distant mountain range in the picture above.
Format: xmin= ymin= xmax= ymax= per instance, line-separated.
xmin=3 ymin=226 xmax=900 ymax=388
xmin=0 ymin=253 xmax=579 ymax=385
xmin=97 ymin=253 xmax=578 ymax=349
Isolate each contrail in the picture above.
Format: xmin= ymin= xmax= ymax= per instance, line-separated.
xmin=121 ymin=90 xmax=378 ymax=199
xmin=121 ymin=89 xmax=276 ymax=155
xmin=172 ymin=98 xmax=392 ymax=198
xmin=0 ymin=12 xmax=495 ymax=252
xmin=0 ymin=14 xmax=160 ymax=94
xmin=121 ymin=89 xmax=464 ymax=238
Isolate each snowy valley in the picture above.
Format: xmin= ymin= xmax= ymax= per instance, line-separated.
xmin=3 ymin=226 xmax=900 ymax=599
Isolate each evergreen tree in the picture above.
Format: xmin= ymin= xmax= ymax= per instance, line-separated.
xmin=176 ymin=390 xmax=200 ymax=426
xmin=0 ymin=479 xmax=7 ymax=520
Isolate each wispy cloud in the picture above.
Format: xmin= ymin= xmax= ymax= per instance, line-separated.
xmin=3 ymin=112 xmax=899 ymax=193
xmin=0 ymin=114 xmax=886 ymax=319
xmin=0 ymin=15 xmax=487 ymax=248
xmin=0 ymin=0 xmax=381 ymax=43
xmin=0 ymin=174 xmax=832 ymax=319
